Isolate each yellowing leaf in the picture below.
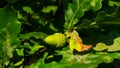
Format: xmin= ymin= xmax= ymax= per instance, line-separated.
xmin=69 ymin=30 xmax=92 ymax=52
xmin=69 ymin=36 xmax=82 ymax=52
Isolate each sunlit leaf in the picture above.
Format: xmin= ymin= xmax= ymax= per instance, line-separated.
xmin=22 ymin=6 xmax=33 ymax=14
xmin=29 ymin=44 xmax=44 ymax=54
xmin=108 ymin=37 xmax=120 ymax=52
xmin=93 ymin=43 xmax=108 ymax=51
xmin=94 ymin=37 xmax=120 ymax=52
xmin=13 ymin=58 xmax=24 ymax=67
xmin=41 ymin=5 xmax=58 ymax=13
xmin=16 ymin=49 xmax=24 ymax=56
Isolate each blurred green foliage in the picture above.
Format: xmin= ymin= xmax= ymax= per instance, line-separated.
xmin=0 ymin=0 xmax=120 ymax=68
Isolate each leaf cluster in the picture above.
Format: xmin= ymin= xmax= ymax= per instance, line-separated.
xmin=1 ymin=0 xmax=120 ymax=68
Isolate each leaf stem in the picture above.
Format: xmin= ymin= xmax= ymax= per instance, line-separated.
xmin=67 ymin=6 xmax=80 ymax=32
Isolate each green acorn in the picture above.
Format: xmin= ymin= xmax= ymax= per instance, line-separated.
xmin=44 ymin=33 xmax=66 ymax=47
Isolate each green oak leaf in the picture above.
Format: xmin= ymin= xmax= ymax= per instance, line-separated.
xmin=93 ymin=43 xmax=108 ymax=51
xmin=16 ymin=49 xmax=24 ymax=56
xmin=108 ymin=37 xmax=120 ymax=52
xmin=94 ymin=37 xmax=120 ymax=52
xmin=95 ymin=10 xmax=120 ymax=28
xmin=56 ymin=50 xmax=120 ymax=68
xmin=24 ymin=42 xmax=44 ymax=54
xmin=25 ymin=50 xmax=120 ymax=68
xmin=64 ymin=0 xmax=103 ymax=30
xmin=20 ymin=32 xmax=47 ymax=40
